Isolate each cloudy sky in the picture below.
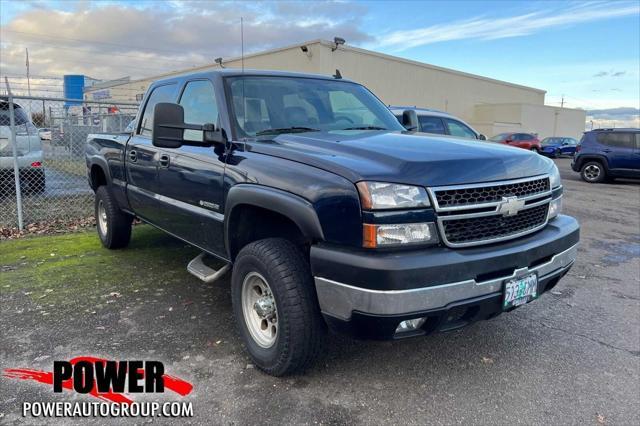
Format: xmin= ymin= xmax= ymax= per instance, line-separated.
xmin=0 ymin=0 xmax=638 ymax=123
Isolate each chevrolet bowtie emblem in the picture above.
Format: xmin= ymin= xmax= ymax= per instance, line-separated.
xmin=497 ymin=196 xmax=525 ymax=216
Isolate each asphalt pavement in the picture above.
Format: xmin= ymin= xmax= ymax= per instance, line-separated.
xmin=1 ymin=158 xmax=638 ymax=425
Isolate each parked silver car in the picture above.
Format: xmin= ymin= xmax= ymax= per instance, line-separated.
xmin=389 ymin=106 xmax=486 ymax=140
xmin=1 ymin=100 xmax=45 ymax=193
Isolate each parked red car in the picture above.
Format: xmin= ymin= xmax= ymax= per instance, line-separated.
xmin=489 ymin=132 xmax=541 ymax=152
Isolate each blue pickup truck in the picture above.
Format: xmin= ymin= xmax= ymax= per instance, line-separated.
xmin=86 ymin=70 xmax=579 ymax=376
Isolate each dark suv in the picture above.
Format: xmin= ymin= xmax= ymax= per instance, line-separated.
xmin=572 ymin=129 xmax=640 ymax=183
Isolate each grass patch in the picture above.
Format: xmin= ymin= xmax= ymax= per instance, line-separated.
xmin=1 ymin=225 xmax=202 ymax=310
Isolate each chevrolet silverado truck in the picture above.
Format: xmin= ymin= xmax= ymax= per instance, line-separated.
xmin=86 ymin=70 xmax=579 ymax=376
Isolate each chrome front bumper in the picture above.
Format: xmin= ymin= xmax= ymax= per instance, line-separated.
xmin=314 ymin=243 xmax=578 ymax=321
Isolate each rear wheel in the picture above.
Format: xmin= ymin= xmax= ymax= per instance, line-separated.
xmin=581 ymin=161 xmax=606 ymax=183
xmin=231 ymin=238 xmax=326 ymax=376
xmin=95 ymin=186 xmax=132 ymax=248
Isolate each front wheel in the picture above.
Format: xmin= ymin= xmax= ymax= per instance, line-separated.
xmin=95 ymin=186 xmax=132 ymax=249
xmin=231 ymin=238 xmax=326 ymax=376
xmin=530 ymin=147 xmax=539 ymax=153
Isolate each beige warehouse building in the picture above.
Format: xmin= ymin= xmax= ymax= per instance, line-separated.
xmin=85 ymin=39 xmax=586 ymax=139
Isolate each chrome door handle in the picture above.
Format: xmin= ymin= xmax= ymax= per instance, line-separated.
xmin=129 ymin=150 xmax=137 ymax=162
xmin=159 ymin=154 xmax=170 ymax=168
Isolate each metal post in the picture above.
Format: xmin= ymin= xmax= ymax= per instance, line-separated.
xmin=4 ymin=77 xmax=24 ymax=230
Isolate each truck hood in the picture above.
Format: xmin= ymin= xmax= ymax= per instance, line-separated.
xmin=245 ymin=130 xmax=553 ymax=186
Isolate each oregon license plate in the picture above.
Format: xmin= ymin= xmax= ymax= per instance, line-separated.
xmin=503 ymin=273 xmax=538 ymax=310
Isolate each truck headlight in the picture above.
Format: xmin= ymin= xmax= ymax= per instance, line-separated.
xmin=363 ymin=222 xmax=438 ymax=248
xmin=356 ymin=182 xmax=430 ymax=210
xmin=549 ymin=164 xmax=561 ymax=189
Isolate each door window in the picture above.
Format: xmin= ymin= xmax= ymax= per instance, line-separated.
xmin=179 ymin=80 xmax=219 ymax=142
xmin=444 ymin=118 xmax=476 ymax=139
xmin=597 ymin=132 xmax=635 ymax=149
xmin=418 ymin=116 xmax=446 ymax=134
xmin=138 ymin=84 xmax=177 ymax=137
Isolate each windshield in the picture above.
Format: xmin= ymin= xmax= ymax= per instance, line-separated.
xmin=489 ymin=133 xmax=510 ymax=141
xmin=227 ymin=76 xmax=404 ymax=138
xmin=541 ymin=137 xmax=561 ymax=145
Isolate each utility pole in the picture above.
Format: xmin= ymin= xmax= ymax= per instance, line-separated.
xmin=560 ymin=95 xmax=564 ymax=108
xmin=25 ymin=48 xmax=31 ymax=96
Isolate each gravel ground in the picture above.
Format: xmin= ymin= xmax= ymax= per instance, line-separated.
xmin=1 ymin=158 xmax=638 ymax=425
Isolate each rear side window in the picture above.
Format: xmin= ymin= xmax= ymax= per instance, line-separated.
xmin=596 ymin=132 xmax=635 ymax=149
xmin=139 ymin=84 xmax=177 ymax=137
xmin=0 ymin=103 xmax=30 ymax=126
xmin=444 ymin=118 xmax=476 ymax=139
xmin=179 ymin=80 xmax=218 ymax=142
xmin=418 ymin=116 xmax=446 ymax=134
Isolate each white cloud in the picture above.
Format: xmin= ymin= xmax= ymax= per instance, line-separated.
xmin=376 ymin=2 xmax=640 ymax=51
xmin=0 ymin=1 xmax=371 ymax=86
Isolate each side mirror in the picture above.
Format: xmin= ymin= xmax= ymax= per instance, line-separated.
xmin=152 ymin=103 xmax=226 ymax=148
xmin=401 ymin=110 xmax=419 ymax=131
xmin=478 ymin=134 xmax=487 ymax=141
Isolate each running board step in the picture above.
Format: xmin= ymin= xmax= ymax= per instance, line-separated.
xmin=187 ymin=252 xmax=230 ymax=283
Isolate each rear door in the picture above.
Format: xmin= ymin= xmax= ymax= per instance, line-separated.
xmin=597 ymin=132 xmax=636 ymax=170
xmin=125 ymin=83 xmax=177 ymax=223
xmin=154 ymin=79 xmax=227 ymax=256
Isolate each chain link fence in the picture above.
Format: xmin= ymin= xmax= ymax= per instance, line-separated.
xmin=1 ymin=89 xmax=138 ymax=230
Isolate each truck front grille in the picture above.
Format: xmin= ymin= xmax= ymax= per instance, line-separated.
xmin=433 ymin=177 xmax=549 ymax=208
xmin=442 ymin=204 xmax=549 ymax=245
xmin=428 ymin=175 xmax=552 ymax=248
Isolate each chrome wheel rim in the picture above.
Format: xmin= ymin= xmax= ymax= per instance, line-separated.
xmin=584 ymin=164 xmax=600 ymax=180
xmin=241 ymin=272 xmax=278 ymax=348
xmin=97 ymin=200 xmax=108 ymax=236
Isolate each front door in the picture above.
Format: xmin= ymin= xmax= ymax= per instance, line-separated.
xmin=155 ymin=79 xmax=227 ymax=257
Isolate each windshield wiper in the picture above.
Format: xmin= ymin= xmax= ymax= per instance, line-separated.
xmin=255 ymin=127 xmax=320 ymax=136
xmin=340 ymin=126 xmax=388 ymax=130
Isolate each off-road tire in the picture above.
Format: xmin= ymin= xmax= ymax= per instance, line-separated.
xmin=580 ymin=161 xmax=606 ymax=183
xmin=231 ymin=238 xmax=326 ymax=376
xmin=95 ymin=185 xmax=132 ymax=249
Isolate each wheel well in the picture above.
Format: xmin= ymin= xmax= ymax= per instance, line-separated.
xmin=227 ymin=204 xmax=308 ymax=261
xmin=90 ymin=164 xmax=107 ymax=190
xmin=580 ymin=157 xmax=607 ymax=171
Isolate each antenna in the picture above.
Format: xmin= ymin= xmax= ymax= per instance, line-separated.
xmin=241 ymin=17 xmax=244 ymax=72
xmin=240 ymin=17 xmax=246 ymax=138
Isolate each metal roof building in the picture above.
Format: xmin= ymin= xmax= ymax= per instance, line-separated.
xmin=84 ymin=39 xmax=586 ymax=139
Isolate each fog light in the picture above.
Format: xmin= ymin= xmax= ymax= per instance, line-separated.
xmin=395 ymin=317 xmax=427 ymax=333
xmin=548 ymin=197 xmax=562 ymax=220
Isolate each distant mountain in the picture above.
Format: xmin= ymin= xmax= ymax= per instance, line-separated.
xmin=587 ymin=107 xmax=639 ymax=119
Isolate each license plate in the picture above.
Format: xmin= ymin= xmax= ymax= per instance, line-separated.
xmin=503 ymin=273 xmax=538 ymax=310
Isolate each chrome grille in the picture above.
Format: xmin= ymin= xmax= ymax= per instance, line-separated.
xmin=433 ymin=177 xmax=550 ymax=209
xmin=428 ymin=175 xmax=552 ymax=248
